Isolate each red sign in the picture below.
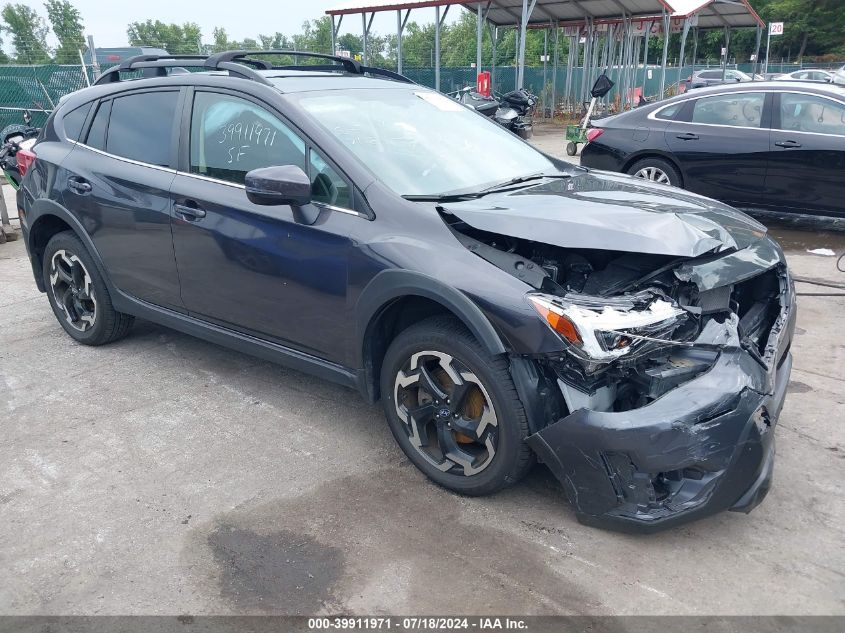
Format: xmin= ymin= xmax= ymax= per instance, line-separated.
xmin=476 ymin=71 xmax=491 ymax=97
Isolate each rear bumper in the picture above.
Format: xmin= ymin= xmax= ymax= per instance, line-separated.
xmin=526 ymin=280 xmax=795 ymax=533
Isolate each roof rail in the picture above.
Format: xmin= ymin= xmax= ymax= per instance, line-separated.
xmin=93 ymin=50 xmax=413 ymax=87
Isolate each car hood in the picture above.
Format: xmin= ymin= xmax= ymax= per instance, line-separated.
xmin=440 ymin=171 xmax=768 ymax=258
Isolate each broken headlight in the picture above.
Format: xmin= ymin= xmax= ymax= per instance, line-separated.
xmin=528 ymin=292 xmax=688 ymax=363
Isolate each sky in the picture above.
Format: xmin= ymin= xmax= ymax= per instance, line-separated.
xmin=6 ymin=0 xmax=460 ymax=51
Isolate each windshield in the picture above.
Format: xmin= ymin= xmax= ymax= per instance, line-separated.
xmin=292 ymin=88 xmax=556 ymax=197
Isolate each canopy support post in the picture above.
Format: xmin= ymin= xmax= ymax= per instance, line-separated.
xmin=659 ymin=9 xmax=669 ymax=98
xmin=677 ymin=18 xmax=691 ymax=91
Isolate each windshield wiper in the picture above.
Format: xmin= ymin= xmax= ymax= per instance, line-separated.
xmin=479 ymin=171 xmax=571 ymax=194
xmin=403 ymin=171 xmax=572 ymax=203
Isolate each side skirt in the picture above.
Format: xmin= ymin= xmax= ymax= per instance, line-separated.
xmin=111 ymin=291 xmax=365 ymax=395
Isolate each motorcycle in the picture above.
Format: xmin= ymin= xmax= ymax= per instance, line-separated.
xmin=0 ymin=110 xmax=39 ymax=243
xmin=449 ymin=87 xmax=500 ymax=119
xmin=1 ymin=110 xmax=40 ymax=190
xmin=493 ymin=89 xmax=536 ymax=139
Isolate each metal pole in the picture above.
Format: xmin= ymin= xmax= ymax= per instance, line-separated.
xmin=77 ymin=48 xmax=90 ymax=87
xmin=551 ymin=25 xmax=559 ymax=118
xmin=543 ymin=28 xmax=548 ymax=115
xmin=362 ymin=13 xmax=368 ymax=65
xmin=331 ymin=15 xmax=337 ymax=55
xmin=752 ymin=25 xmax=762 ymax=79
xmin=659 ymin=10 xmax=669 ymax=98
xmin=722 ymin=26 xmax=730 ymax=81
xmin=765 ymin=25 xmax=771 ymax=74
xmin=396 ymin=10 xmax=402 ymax=74
xmin=642 ymin=22 xmax=650 ymax=96
xmin=691 ymin=27 xmax=699 ymax=72
xmin=477 ymin=3 xmax=483 ymax=75
xmin=517 ymin=0 xmax=538 ymax=89
xmin=86 ymin=35 xmax=101 ymax=79
xmin=435 ymin=5 xmax=441 ymax=91
xmin=677 ymin=19 xmax=690 ymax=92
xmin=491 ymin=26 xmax=498 ymax=92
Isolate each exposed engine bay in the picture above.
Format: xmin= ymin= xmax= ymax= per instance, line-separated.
xmin=444 ymin=211 xmax=786 ymax=415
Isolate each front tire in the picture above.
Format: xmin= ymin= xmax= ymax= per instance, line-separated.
xmin=42 ymin=231 xmax=134 ymax=345
xmin=380 ymin=316 xmax=533 ymax=496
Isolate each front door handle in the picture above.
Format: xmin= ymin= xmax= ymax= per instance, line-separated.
xmin=675 ymin=132 xmax=699 ymax=140
xmin=775 ymin=140 xmax=802 ymax=148
xmin=173 ymin=202 xmax=206 ymax=220
xmin=67 ymin=177 xmax=92 ymax=194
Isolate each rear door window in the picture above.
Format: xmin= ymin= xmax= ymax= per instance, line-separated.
xmin=780 ymin=93 xmax=845 ymax=135
xmin=105 ymin=91 xmax=179 ymax=167
xmin=691 ymin=92 xmax=765 ymax=128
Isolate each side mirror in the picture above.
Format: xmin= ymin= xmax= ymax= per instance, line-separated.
xmin=735 ymin=77 xmax=742 ymax=82
xmin=245 ymin=165 xmax=311 ymax=207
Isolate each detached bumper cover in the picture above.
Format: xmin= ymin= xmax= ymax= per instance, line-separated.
xmin=527 ymin=279 xmax=796 ymax=533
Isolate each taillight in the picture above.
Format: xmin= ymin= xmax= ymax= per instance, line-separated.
xmin=586 ymin=128 xmax=604 ymax=142
xmin=685 ymin=75 xmax=692 ymax=82
xmin=16 ymin=147 xmax=36 ymax=177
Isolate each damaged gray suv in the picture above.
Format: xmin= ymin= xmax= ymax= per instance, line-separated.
xmin=19 ymin=52 xmax=795 ymax=532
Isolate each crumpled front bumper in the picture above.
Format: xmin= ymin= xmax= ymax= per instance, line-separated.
xmin=526 ymin=278 xmax=796 ymax=533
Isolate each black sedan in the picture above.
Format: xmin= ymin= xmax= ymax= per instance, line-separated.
xmin=581 ymin=81 xmax=845 ymax=218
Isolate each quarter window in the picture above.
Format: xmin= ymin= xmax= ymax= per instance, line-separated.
xmin=691 ymin=92 xmax=765 ymax=128
xmin=62 ymin=102 xmax=91 ymax=141
xmin=190 ymin=92 xmax=306 ymax=185
xmin=780 ymin=93 xmax=845 ymax=135
xmin=105 ymin=91 xmax=179 ymax=166
xmin=654 ymin=102 xmax=683 ymax=120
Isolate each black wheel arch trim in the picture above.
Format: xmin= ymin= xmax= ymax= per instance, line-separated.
xmin=355 ymin=269 xmax=509 ymax=400
xmin=24 ymin=199 xmax=114 ymax=294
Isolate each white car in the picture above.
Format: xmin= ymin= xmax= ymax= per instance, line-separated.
xmin=775 ymin=69 xmax=833 ymax=82
xmin=833 ymin=65 xmax=845 ymax=86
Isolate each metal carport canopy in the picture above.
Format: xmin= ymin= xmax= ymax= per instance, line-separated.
xmin=325 ymin=1 xmax=675 ymax=26
xmin=669 ymin=0 xmax=764 ymax=29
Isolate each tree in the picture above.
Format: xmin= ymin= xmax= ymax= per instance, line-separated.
xmin=44 ymin=0 xmax=84 ymax=64
xmin=1 ymin=3 xmax=51 ymax=63
xmin=127 ymin=20 xmax=202 ymax=55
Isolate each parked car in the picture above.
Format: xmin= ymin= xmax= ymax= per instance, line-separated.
xmin=18 ymin=51 xmax=795 ymax=532
xmin=774 ymin=69 xmax=833 ymax=83
xmin=683 ymin=68 xmax=753 ymax=90
xmin=582 ymin=81 xmax=845 ymax=218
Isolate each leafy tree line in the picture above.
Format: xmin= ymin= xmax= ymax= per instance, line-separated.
xmin=1 ymin=1 xmax=84 ymax=64
xmin=1 ymin=1 xmax=842 ymax=69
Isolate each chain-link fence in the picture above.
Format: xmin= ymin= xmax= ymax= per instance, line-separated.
xmin=0 ymin=59 xmax=837 ymax=131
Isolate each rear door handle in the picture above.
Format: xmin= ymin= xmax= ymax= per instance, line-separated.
xmin=67 ymin=178 xmax=92 ymax=194
xmin=675 ymin=132 xmax=699 ymax=140
xmin=775 ymin=140 xmax=802 ymax=148
xmin=173 ymin=202 xmax=206 ymax=220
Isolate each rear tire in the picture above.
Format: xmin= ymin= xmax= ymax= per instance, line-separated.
xmin=42 ymin=231 xmax=134 ymax=346
xmin=566 ymin=142 xmax=578 ymax=156
xmin=380 ymin=316 xmax=534 ymax=496
xmin=627 ymin=157 xmax=682 ymax=187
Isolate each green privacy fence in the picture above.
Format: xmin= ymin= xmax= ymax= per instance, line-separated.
xmin=0 ymin=61 xmax=824 ymax=132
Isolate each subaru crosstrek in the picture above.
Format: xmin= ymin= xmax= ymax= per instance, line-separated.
xmin=18 ymin=51 xmax=796 ymax=532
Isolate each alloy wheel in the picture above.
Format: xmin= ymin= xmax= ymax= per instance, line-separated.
xmin=633 ymin=166 xmax=671 ymax=184
xmin=393 ymin=350 xmax=498 ymax=476
xmin=49 ymin=249 xmax=97 ymax=332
